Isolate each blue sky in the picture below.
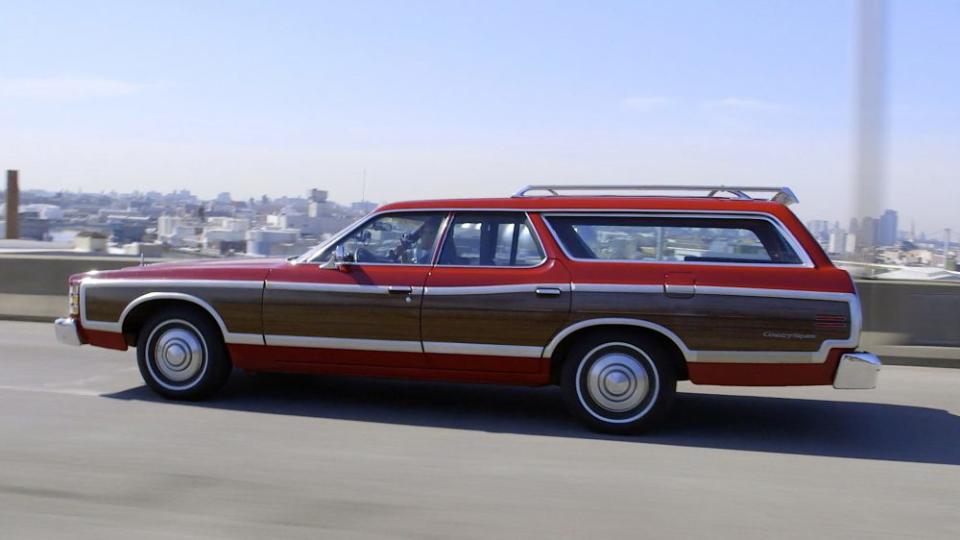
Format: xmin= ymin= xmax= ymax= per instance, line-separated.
xmin=0 ymin=1 xmax=957 ymax=234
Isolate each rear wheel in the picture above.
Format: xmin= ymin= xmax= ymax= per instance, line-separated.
xmin=561 ymin=331 xmax=677 ymax=434
xmin=136 ymin=307 xmax=231 ymax=400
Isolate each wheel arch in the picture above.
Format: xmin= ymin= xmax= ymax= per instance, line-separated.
xmin=120 ymin=293 xmax=229 ymax=347
xmin=545 ymin=318 xmax=691 ymax=383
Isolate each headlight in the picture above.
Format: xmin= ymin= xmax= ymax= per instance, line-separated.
xmin=68 ymin=283 xmax=80 ymax=316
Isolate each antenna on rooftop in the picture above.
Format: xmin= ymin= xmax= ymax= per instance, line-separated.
xmin=361 ymin=169 xmax=367 ymax=203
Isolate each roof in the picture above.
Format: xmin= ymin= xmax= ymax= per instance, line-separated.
xmin=378 ymin=196 xmax=790 ymax=214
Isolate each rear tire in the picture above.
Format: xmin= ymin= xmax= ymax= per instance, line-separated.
xmin=136 ymin=307 xmax=231 ymax=400
xmin=561 ymin=331 xmax=677 ymax=434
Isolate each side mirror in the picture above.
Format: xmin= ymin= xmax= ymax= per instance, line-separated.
xmin=334 ymin=245 xmax=352 ymax=272
xmin=319 ymin=245 xmax=350 ymax=271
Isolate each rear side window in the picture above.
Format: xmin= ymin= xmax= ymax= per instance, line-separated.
xmin=438 ymin=213 xmax=545 ymax=267
xmin=545 ymin=215 xmax=803 ymax=265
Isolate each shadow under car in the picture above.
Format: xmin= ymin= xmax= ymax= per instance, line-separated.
xmin=103 ymin=372 xmax=960 ymax=467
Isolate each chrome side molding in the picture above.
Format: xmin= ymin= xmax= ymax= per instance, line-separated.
xmin=833 ymin=352 xmax=881 ymax=389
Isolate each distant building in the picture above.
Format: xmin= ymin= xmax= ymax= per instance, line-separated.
xmin=246 ymin=227 xmax=304 ymax=257
xmin=157 ymin=215 xmax=202 ymax=247
xmin=858 ymin=217 xmax=878 ymax=249
xmin=202 ymin=217 xmax=249 ymax=252
xmin=21 ymin=203 xmax=63 ymax=220
xmin=827 ymin=229 xmax=847 ymax=254
xmin=844 ymin=233 xmax=858 ymax=254
xmin=74 ymin=231 xmax=109 ymax=253
xmin=877 ymin=209 xmax=898 ymax=246
xmin=806 ymin=219 xmax=830 ymax=242
xmin=351 ymin=201 xmax=378 ymax=215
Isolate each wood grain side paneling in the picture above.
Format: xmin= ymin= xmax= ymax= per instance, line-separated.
xmin=262 ymin=288 xmax=420 ymax=340
xmin=572 ymin=292 xmax=850 ymax=352
xmin=421 ymin=292 xmax=570 ymax=346
xmin=84 ymin=285 xmax=263 ymax=334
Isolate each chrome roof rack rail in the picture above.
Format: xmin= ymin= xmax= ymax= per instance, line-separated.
xmin=511 ymin=184 xmax=799 ymax=205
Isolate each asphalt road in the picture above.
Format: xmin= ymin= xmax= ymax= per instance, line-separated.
xmin=1 ymin=321 xmax=958 ymax=539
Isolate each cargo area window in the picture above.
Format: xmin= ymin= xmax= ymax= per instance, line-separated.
xmin=545 ymin=215 xmax=803 ymax=265
xmin=438 ymin=213 xmax=545 ymax=267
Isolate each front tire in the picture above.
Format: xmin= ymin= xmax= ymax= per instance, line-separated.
xmin=561 ymin=331 xmax=677 ymax=434
xmin=136 ymin=307 xmax=231 ymax=400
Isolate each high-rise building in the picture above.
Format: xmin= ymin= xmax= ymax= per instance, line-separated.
xmin=828 ymin=229 xmax=847 ymax=254
xmin=857 ymin=216 xmax=878 ymax=249
xmin=806 ymin=219 xmax=830 ymax=241
xmin=877 ymin=209 xmax=898 ymax=246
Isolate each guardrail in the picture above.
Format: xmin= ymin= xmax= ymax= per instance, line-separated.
xmin=1 ymin=253 xmax=957 ymax=367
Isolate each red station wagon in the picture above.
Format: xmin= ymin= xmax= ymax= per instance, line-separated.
xmin=54 ymin=185 xmax=881 ymax=433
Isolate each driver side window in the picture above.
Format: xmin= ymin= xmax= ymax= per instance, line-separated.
xmin=321 ymin=212 xmax=446 ymax=265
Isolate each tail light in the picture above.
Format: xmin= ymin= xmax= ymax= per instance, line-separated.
xmin=814 ymin=314 xmax=848 ymax=329
xmin=68 ymin=283 xmax=80 ymax=316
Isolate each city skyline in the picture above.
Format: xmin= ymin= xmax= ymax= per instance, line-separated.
xmin=3 ymin=183 xmax=955 ymax=244
xmin=4 ymin=182 xmax=954 ymax=246
xmin=1 ymin=1 xmax=958 ymax=233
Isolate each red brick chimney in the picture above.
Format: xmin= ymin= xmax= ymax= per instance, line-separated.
xmin=5 ymin=170 xmax=18 ymax=239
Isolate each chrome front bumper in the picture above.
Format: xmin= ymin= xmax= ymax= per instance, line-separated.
xmin=833 ymin=352 xmax=881 ymax=389
xmin=54 ymin=317 xmax=85 ymax=346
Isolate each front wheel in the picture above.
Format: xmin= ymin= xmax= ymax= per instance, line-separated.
xmin=561 ymin=332 xmax=677 ymax=434
xmin=136 ymin=307 xmax=231 ymax=400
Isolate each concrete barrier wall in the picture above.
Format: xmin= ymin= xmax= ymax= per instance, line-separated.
xmin=0 ymin=254 xmax=158 ymax=321
xmin=1 ymin=254 xmax=957 ymax=366
xmin=857 ymin=279 xmax=960 ymax=367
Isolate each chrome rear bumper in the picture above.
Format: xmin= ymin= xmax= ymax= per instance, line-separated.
xmin=833 ymin=352 xmax=881 ymax=389
xmin=54 ymin=317 xmax=85 ymax=346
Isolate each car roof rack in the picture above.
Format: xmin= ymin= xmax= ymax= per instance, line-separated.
xmin=510 ymin=184 xmax=799 ymax=205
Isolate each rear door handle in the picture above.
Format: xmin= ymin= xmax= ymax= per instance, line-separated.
xmin=663 ymin=283 xmax=696 ymax=298
xmin=387 ymin=285 xmax=413 ymax=294
xmin=535 ymin=287 xmax=562 ymax=297
xmin=663 ymin=272 xmax=696 ymax=299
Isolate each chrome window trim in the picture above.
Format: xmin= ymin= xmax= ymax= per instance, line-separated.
xmin=432 ymin=211 xmax=548 ymax=269
xmin=299 ymin=208 xmax=542 ymax=265
xmin=540 ymin=211 xmax=814 ymax=268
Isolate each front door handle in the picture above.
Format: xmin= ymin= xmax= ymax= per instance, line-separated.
xmin=387 ymin=285 xmax=413 ymax=294
xmin=535 ymin=287 xmax=562 ymax=297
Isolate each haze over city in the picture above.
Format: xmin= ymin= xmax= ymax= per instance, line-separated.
xmin=1 ymin=0 xmax=958 ymax=233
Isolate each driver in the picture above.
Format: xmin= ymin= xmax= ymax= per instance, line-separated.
xmin=400 ymin=216 xmax=441 ymax=264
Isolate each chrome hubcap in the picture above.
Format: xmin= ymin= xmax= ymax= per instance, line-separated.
xmin=152 ymin=326 xmax=205 ymax=382
xmin=586 ymin=351 xmax=649 ymax=413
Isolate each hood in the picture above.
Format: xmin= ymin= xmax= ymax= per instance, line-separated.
xmin=73 ymin=257 xmax=289 ymax=283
